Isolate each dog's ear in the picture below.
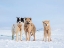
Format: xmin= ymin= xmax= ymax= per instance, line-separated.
xmin=21 ymin=18 xmax=24 ymax=19
xmin=23 ymin=18 xmax=24 ymax=20
xmin=30 ymin=18 xmax=32 ymax=20
xmin=43 ymin=21 xmax=44 ymax=23
xmin=48 ymin=20 xmax=50 ymax=23
xmin=48 ymin=20 xmax=50 ymax=22
xmin=21 ymin=18 xmax=24 ymax=22
xmin=16 ymin=17 xmax=20 ymax=23
xmin=16 ymin=17 xmax=20 ymax=19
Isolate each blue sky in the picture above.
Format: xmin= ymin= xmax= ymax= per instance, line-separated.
xmin=0 ymin=0 xmax=64 ymax=30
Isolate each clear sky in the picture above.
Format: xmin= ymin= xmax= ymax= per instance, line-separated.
xmin=0 ymin=0 xmax=64 ymax=30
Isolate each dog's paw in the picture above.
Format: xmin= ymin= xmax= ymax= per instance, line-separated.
xmin=50 ymin=39 xmax=52 ymax=41
xmin=20 ymin=39 xmax=22 ymax=41
xmin=33 ymin=39 xmax=35 ymax=41
xmin=16 ymin=40 xmax=18 ymax=42
xmin=42 ymin=39 xmax=44 ymax=41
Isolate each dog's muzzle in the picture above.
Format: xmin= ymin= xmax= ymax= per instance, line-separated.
xmin=19 ymin=21 xmax=21 ymax=23
xmin=44 ymin=24 xmax=47 ymax=26
xmin=26 ymin=22 xmax=30 ymax=24
xmin=45 ymin=23 xmax=48 ymax=26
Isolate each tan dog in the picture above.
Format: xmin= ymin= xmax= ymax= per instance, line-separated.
xmin=43 ymin=20 xmax=52 ymax=42
xmin=24 ymin=18 xmax=36 ymax=41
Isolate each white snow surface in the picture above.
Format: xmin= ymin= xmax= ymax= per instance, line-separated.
xmin=0 ymin=29 xmax=64 ymax=48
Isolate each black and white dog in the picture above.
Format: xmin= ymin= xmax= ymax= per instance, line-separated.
xmin=12 ymin=17 xmax=24 ymax=41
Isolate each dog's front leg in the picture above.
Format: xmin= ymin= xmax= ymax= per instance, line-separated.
xmin=28 ymin=32 xmax=30 ymax=41
xmin=43 ymin=30 xmax=47 ymax=42
xmin=48 ymin=30 xmax=52 ymax=42
xmin=16 ymin=32 xmax=18 ymax=42
xmin=20 ymin=31 xmax=22 ymax=41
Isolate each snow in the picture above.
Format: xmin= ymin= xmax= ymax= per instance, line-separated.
xmin=0 ymin=29 xmax=64 ymax=48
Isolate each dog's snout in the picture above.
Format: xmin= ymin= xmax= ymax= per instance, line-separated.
xmin=26 ymin=21 xmax=30 ymax=24
xmin=19 ymin=21 xmax=21 ymax=23
xmin=44 ymin=23 xmax=47 ymax=26
xmin=27 ymin=22 xmax=29 ymax=24
xmin=26 ymin=21 xmax=28 ymax=23
xmin=46 ymin=24 xmax=47 ymax=26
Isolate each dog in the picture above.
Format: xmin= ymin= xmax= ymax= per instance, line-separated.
xmin=43 ymin=20 xmax=52 ymax=42
xmin=12 ymin=17 xmax=24 ymax=41
xmin=24 ymin=18 xmax=36 ymax=41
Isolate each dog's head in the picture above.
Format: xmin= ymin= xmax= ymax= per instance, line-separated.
xmin=25 ymin=18 xmax=32 ymax=24
xmin=43 ymin=20 xmax=50 ymax=26
xmin=16 ymin=17 xmax=24 ymax=23
xmin=43 ymin=20 xmax=50 ymax=30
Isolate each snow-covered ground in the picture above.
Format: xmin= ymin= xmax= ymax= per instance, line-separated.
xmin=0 ymin=29 xmax=64 ymax=48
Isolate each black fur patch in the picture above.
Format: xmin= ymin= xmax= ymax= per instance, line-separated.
xmin=17 ymin=17 xmax=19 ymax=23
xmin=16 ymin=17 xmax=24 ymax=23
xmin=21 ymin=18 xmax=24 ymax=23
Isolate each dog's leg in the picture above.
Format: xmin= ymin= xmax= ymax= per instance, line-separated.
xmin=16 ymin=32 xmax=18 ymax=42
xmin=43 ymin=31 xmax=45 ymax=41
xmin=48 ymin=36 xmax=51 ymax=42
xmin=33 ymin=34 xmax=35 ymax=41
xmin=28 ymin=32 xmax=30 ymax=41
xmin=48 ymin=30 xmax=52 ymax=42
xmin=49 ymin=27 xmax=52 ymax=41
xmin=33 ymin=31 xmax=35 ymax=41
xmin=50 ymin=38 xmax=52 ymax=41
xmin=20 ymin=31 xmax=22 ymax=41
xmin=43 ymin=35 xmax=46 ymax=42
xmin=25 ymin=32 xmax=27 ymax=41
xmin=43 ymin=31 xmax=47 ymax=42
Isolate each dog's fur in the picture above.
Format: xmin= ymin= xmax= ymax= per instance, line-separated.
xmin=43 ymin=20 xmax=52 ymax=42
xmin=12 ymin=17 xmax=24 ymax=41
xmin=24 ymin=18 xmax=36 ymax=41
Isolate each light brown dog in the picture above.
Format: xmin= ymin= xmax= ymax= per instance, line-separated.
xmin=24 ymin=18 xmax=36 ymax=41
xmin=43 ymin=20 xmax=52 ymax=42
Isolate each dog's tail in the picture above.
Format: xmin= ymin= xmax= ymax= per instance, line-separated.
xmin=12 ymin=34 xmax=14 ymax=40
xmin=12 ymin=29 xmax=14 ymax=40
xmin=12 ymin=24 xmax=15 ymax=40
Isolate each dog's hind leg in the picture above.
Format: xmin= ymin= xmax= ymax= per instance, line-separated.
xmin=25 ymin=32 xmax=27 ymax=41
xmin=33 ymin=26 xmax=36 ymax=41
xmin=33 ymin=31 xmax=35 ymax=41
